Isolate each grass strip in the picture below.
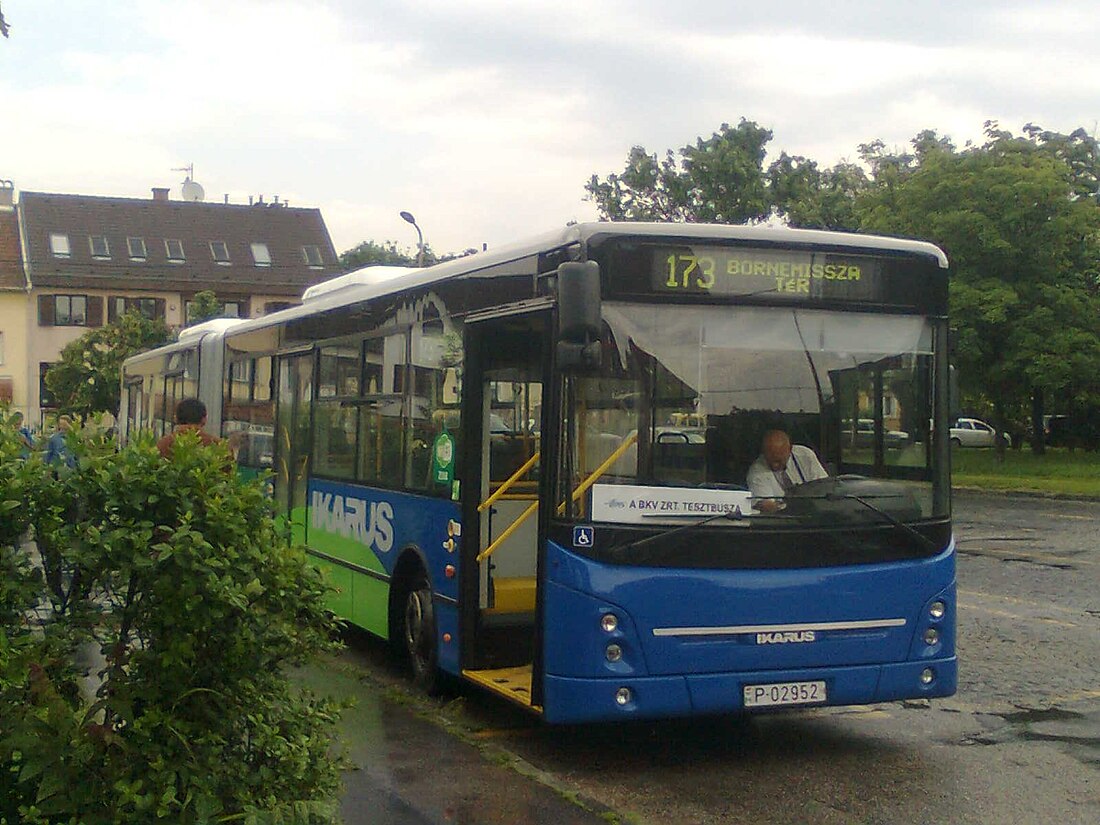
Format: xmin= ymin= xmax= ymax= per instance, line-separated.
xmin=952 ymin=447 xmax=1100 ymax=498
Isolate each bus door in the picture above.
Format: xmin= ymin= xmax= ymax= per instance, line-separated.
xmin=460 ymin=309 xmax=551 ymax=709
xmin=274 ymin=351 xmax=314 ymax=544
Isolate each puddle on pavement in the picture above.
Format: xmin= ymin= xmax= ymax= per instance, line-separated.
xmin=293 ymin=661 xmax=610 ymax=825
xmin=961 ymin=705 xmax=1100 ymax=767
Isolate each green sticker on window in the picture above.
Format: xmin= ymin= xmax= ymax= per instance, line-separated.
xmin=431 ymin=430 xmax=455 ymax=486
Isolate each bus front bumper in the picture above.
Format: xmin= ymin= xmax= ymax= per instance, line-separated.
xmin=541 ymin=656 xmax=957 ymax=724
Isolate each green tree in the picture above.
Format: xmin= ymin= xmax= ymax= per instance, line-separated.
xmin=586 ymin=119 xmax=776 ymax=223
xmin=768 ymin=154 xmax=869 ymax=230
xmin=45 ymin=312 xmax=171 ymax=419
xmin=340 ymin=239 xmax=415 ymax=269
xmin=185 ymin=289 xmax=224 ymax=325
xmin=855 ymin=125 xmax=1100 ymax=452
xmin=340 ymin=239 xmax=441 ymax=270
xmin=586 ymin=118 xmax=869 ymax=230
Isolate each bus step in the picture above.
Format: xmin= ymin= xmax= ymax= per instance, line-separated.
xmin=463 ymin=665 xmax=541 ymax=712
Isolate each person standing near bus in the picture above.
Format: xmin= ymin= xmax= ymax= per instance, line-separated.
xmin=11 ymin=411 xmax=34 ymax=459
xmin=44 ymin=414 xmax=76 ymax=468
xmin=747 ymin=429 xmax=828 ymax=512
xmin=157 ymin=398 xmax=223 ymax=458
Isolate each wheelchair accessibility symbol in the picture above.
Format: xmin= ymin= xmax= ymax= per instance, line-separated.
xmin=573 ymin=526 xmax=594 ymax=548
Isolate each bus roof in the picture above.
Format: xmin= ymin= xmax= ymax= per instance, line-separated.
xmin=177 ymin=317 xmax=248 ymax=342
xmin=218 ymin=222 xmax=950 ymax=340
xmin=301 ymin=265 xmax=422 ymax=302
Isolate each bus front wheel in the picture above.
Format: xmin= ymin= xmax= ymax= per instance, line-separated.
xmin=403 ymin=577 xmax=441 ymax=694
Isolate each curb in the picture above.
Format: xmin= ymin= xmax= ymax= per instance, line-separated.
xmin=952 ymin=485 xmax=1100 ymax=504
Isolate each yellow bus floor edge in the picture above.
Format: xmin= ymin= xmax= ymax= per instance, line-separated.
xmin=463 ymin=665 xmax=541 ymax=712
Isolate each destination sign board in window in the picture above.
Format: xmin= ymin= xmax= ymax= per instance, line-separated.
xmin=651 ymin=246 xmax=880 ymax=300
xmin=594 ymin=240 xmax=947 ymax=312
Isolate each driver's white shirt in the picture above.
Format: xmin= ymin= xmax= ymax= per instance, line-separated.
xmin=746 ymin=445 xmax=828 ymax=499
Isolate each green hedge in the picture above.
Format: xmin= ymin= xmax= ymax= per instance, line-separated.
xmin=1 ymin=415 xmax=344 ymax=824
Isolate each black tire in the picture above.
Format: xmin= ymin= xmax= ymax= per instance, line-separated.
xmin=403 ymin=577 xmax=441 ymax=694
xmin=950 ymin=437 xmax=962 ymax=448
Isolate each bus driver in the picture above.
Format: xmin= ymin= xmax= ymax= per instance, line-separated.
xmin=747 ymin=429 xmax=828 ymax=512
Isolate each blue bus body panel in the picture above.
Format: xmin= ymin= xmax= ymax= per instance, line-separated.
xmin=540 ymin=537 xmax=956 ymax=723
xmin=305 ymin=479 xmax=462 ymax=674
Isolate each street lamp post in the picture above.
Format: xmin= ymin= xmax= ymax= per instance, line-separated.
xmin=399 ymin=210 xmax=425 ymax=267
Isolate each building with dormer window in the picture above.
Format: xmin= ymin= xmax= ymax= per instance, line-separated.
xmin=1 ymin=183 xmax=342 ymax=425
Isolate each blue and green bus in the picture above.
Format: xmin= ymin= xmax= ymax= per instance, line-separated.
xmin=121 ymin=222 xmax=956 ymax=723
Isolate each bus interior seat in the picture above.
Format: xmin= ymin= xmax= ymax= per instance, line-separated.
xmin=487 ymin=576 xmax=536 ymax=614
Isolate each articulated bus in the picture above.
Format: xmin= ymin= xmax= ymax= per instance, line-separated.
xmin=121 ymin=222 xmax=956 ymax=723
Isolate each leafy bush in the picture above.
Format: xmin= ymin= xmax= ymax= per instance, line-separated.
xmin=0 ymin=420 xmax=344 ymax=823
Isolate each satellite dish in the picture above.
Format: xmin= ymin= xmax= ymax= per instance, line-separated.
xmin=181 ymin=177 xmax=205 ymax=202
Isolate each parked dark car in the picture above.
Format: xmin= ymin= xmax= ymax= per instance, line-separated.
xmin=1046 ymin=412 xmax=1100 ymax=450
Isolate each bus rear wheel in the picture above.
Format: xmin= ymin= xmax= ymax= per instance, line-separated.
xmin=403 ymin=577 xmax=441 ymax=694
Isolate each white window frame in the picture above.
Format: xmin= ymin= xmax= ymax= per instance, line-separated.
xmin=165 ymin=239 xmax=185 ymax=262
xmin=55 ymin=294 xmax=88 ymax=326
xmin=50 ymin=233 xmax=71 ymax=258
xmin=210 ymin=240 xmax=230 ymax=264
xmin=89 ymin=235 xmax=111 ymax=259
xmin=302 ymin=245 xmax=323 ymax=267
xmin=127 ymin=237 xmax=147 ymax=260
xmin=251 ymin=242 xmax=272 ymax=267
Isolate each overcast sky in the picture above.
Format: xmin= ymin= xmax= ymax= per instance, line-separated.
xmin=2 ymin=0 xmax=1097 ymax=256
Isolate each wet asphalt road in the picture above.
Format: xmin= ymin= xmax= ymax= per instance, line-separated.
xmin=319 ymin=489 xmax=1100 ymax=824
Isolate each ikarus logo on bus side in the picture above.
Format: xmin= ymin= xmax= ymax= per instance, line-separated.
xmin=756 ymin=631 xmax=816 ymax=644
xmin=311 ymin=491 xmax=395 ymax=554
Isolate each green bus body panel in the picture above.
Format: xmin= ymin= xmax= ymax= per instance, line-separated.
xmin=295 ymin=505 xmax=393 ymax=639
xmin=309 ymin=556 xmax=391 ymax=639
xmin=289 ymin=505 xmax=308 ymax=546
xmin=308 ymin=525 xmax=388 ymax=574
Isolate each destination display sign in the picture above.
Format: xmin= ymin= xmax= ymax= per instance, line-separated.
xmin=591 ymin=237 xmax=949 ymax=313
xmin=650 ymin=245 xmax=880 ymax=300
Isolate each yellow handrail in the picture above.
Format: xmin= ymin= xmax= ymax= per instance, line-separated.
xmin=478 ymin=450 xmax=541 ymax=513
xmin=557 ymin=431 xmax=638 ymax=514
xmin=477 ymin=500 xmax=539 ymax=562
xmin=476 ymin=431 xmax=637 ymax=563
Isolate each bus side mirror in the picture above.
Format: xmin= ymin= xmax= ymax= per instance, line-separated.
xmin=556 ymin=261 xmax=602 ymax=370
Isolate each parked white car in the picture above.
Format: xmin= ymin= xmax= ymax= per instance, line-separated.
xmin=950 ymin=417 xmax=1011 ymax=448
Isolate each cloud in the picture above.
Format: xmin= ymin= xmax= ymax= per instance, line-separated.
xmin=2 ymin=0 xmax=1098 ymax=254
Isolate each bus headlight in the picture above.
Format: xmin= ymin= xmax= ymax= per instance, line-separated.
xmin=923 ymin=628 xmax=939 ymax=646
xmin=920 ymin=668 xmax=935 ymax=685
xmin=929 ymin=601 xmax=946 ymax=620
xmin=615 ymin=687 xmax=632 ymax=706
xmin=606 ymin=643 xmax=623 ymax=662
xmin=601 ymin=613 xmax=619 ymax=633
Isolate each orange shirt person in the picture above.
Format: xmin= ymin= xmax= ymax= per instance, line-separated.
xmin=157 ymin=398 xmax=222 ymax=458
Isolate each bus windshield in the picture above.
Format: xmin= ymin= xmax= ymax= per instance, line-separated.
xmin=557 ymin=302 xmax=944 ymax=529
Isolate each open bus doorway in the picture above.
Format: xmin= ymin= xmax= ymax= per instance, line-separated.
xmin=459 ymin=310 xmax=550 ymax=710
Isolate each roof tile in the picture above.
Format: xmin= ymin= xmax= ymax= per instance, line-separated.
xmin=19 ymin=191 xmax=341 ymax=295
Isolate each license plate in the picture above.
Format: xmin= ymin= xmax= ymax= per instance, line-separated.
xmin=743 ymin=680 xmax=827 ymax=708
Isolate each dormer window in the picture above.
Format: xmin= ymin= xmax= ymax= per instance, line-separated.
xmin=128 ymin=237 xmax=147 ymax=261
xmin=89 ymin=235 xmax=110 ymax=259
xmin=50 ymin=233 xmax=71 ymax=258
xmin=210 ymin=241 xmax=230 ymax=263
xmin=302 ymin=245 xmax=323 ymax=267
xmin=251 ymin=242 xmax=271 ymax=267
xmin=165 ymin=239 xmax=185 ymax=261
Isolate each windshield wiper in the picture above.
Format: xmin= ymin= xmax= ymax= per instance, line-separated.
xmin=806 ymin=490 xmax=939 ymax=553
xmin=608 ymin=508 xmax=750 ymax=555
